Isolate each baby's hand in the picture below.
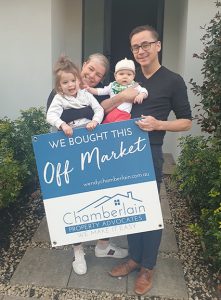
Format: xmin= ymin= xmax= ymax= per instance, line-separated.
xmin=134 ymin=94 xmax=145 ymax=104
xmin=86 ymin=120 xmax=98 ymax=131
xmin=60 ymin=123 xmax=73 ymax=137
xmin=84 ymin=85 xmax=90 ymax=91
xmin=85 ymin=86 xmax=97 ymax=95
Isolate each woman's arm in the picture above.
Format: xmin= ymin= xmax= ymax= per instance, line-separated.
xmin=46 ymin=89 xmax=94 ymax=123
xmin=61 ymin=106 xmax=94 ymax=123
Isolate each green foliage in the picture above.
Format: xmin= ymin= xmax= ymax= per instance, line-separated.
xmin=0 ymin=107 xmax=50 ymax=208
xmin=174 ymin=135 xmax=220 ymax=212
xmin=190 ymin=1 xmax=221 ymax=140
xmin=0 ymin=120 xmax=23 ymax=207
xmin=174 ymin=135 xmax=221 ymax=271
xmin=180 ymin=1 xmax=221 ymax=272
xmin=200 ymin=205 xmax=221 ymax=266
xmin=12 ymin=107 xmax=50 ymax=186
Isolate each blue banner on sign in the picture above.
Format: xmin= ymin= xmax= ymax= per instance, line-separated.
xmin=65 ymin=214 xmax=147 ymax=234
xmin=32 ymin=119 xmax=156 ymax=200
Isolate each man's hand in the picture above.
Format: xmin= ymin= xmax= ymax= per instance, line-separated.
xmin=135 ymin=115 xmax=192 ymax=132
xmin=101 ymin=87 xmax=138 ymax=113
xmin=119 ymin=87 xmax=139 ymax=102
xmin=135 ymin=115 xmax=160 ymax=131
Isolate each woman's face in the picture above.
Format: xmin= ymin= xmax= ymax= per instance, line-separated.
xmin=81 ymin=59 xmax=106 ymax=87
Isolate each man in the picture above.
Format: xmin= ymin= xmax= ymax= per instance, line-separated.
xmin=108 ymin=25 xmax=192 ymax=295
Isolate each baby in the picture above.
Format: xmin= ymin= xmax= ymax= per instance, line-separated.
xmin=87 ymin=58 xmax=148 ymax=123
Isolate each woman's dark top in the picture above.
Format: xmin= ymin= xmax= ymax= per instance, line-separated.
xmin=46 ymin=83 xmax=107 ymax=123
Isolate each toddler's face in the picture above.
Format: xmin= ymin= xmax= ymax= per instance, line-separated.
xmin=59 ymin=71 xmax=80 ymax=97
xmin=114 ymin=69 xmax=135 ymax=86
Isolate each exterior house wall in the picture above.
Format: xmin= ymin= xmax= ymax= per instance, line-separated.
xmin=162 ymin=0 xmax=218 ymax=160
xmin=64 ymin=0 xmax=82 ymax=66
xmin=0 ymin=0 xmax=82 ymax=120
xmin=0 ymin=0 xmax=52 ymax=119
xmin=51 ymin=0 xmax=82 ymax=79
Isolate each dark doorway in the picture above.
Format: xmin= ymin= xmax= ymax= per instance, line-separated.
xmin=104 ymin=0 xmax=164 ymax=81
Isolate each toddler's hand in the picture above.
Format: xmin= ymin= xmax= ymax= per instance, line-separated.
xmin=86 ymin=120 xmax=98 ymax=131
xmin=60 ymin=123 xmax=73 ymax=137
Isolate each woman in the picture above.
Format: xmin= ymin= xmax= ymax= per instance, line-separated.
xmin=47 ymin=53 xmax=131 ymax=275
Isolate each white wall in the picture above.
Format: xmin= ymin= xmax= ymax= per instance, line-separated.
xmin=51 ymin=0 xmax=67 ymax=71
xmin=162 ymin=0 xmax=218 ymax=160
xmin=162 ymin=0 xmax=188 ymax=158
xmin=51 ymin=0 xmax=82 ymax=78
xmin=65 ymin=0 xmax=82 ymax=67
xmin=183 ymin=0 xmax=218 ymax=137
xmin=0 ymin=0 xmax=82 ymax=120
xmin=0 ymin=0 xmax=52 ymax=119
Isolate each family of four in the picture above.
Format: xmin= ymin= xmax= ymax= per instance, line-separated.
xmin=46 ymin=25 xmax=192 ymax=295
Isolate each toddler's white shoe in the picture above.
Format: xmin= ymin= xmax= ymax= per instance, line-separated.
xmin=72 ymin=245 xmax=87 ymax=275
xmin=95 ymin=243 xmax=128 ymax=258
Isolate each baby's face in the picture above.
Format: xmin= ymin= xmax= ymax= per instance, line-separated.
xmin=114 ymin=69 xmax=135 ymax=86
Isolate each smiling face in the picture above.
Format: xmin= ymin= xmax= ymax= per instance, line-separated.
xmin=81 ymin=59 xmax=106 ymax=87
xmin=58 ymin=71 xmax=80 ymax=97
xmin=130 ymin=30 xmax=161 ymax=70
xmin=114 ymin=69 xmax=135 ymax=86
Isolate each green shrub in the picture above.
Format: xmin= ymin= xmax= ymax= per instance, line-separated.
xmin=174 ymin=135 xmax=221 ymax=271
xmin=0 ymin=119 xmax=24 ymax=207
xmin=0 ymin=107 xmax=50 ymax=208
xmin=200 ymin=205 xmax=221 ymax=267
xmin=174 ymin=135 xmax=220 ymax=212
xmin=190 ymin=1 xmax=221 ymax=140
xmin=11 ymin=107 xmax=50 ymax=187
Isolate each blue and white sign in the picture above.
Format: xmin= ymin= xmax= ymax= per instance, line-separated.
xmin=32 ymin=119 xmax=163 ymax=246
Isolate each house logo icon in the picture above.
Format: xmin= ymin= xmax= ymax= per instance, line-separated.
xmin=63 ymin=191 xmax=147 ymax=234
xmin=78 ymin=191 xmax=143 ymax=213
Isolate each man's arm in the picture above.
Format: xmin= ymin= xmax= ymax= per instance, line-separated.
xmin=135 ymin=116 xmax=192 ymax=132
xmin=101 ymin=87 xmax=138 ymax=113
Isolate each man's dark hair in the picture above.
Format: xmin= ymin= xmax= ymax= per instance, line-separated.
xmin=129 ymin=25 xmax=159 ymax=42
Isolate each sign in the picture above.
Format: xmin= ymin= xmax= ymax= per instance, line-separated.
xmin=32 ymin=119 xmax=163 ymax=246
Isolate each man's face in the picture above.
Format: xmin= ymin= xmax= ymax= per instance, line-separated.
xmin=130 ymin=30 xmax=161 ymax=68
xmin=81 ymin=59 xmax=106 ymax=87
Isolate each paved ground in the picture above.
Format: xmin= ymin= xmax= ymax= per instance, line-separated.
xmin=2 ymin=154 xmax=189 ymax=299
